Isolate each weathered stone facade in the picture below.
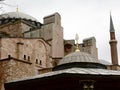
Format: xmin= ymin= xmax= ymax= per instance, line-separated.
xmin=64 ymin=37 xmax=98 ymax=59
xmin=0 ymin=12 xmax=64 ymax=90
xmin=0 ymin=20 xmax=22 ymax=37
xmin=0 ymin=12 xmax=99 ymax=90
xmin=0 ymin=58 xmax=34 ymax=83
xmin=1 ymin=11 xmax=118 ymax=90
xmin=24 ymin=13 xmax=64 ymax=59
xmin=0 ymin=38 xmax=51 ymax=90
xmin=0 ymin=38 xmax=50 ymax=65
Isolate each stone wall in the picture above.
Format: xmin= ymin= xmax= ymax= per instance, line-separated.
xmin=0 ymin=60 xmax=10 ymax=90
xmin=82 ymin=37 xmax=98 ymax=59
xmin=21 ymin=22 xmax=32 ymax=33
xmin=0 ymin=38 xmax=51 ymax=68
xmin=64 ymin=37 xmax=98 ymax=59
xmin=43 ymin=13 xmax=64 ymax=58
xmin=0 ymin=20 xmax=34 ymax=38
xmin=64 ymin=40 xmax=75 ymax=55
xmin=0 ymin=20 xmax=22 ymax=37
xmin=0 ymin=38 xmax=52 ymax=75
xmin=9 ymin=59 xmax=34 ymax=81
xmin=0 ymin=58 xmax=34 ymax=90
xmin=0 ymin=38 xmax=51 ymax=90
xmin=23 ymin=13 xmax=64 ymax=60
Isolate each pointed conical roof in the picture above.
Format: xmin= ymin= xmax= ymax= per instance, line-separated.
xmin=110 ymin=13 xmax=115 ymax=32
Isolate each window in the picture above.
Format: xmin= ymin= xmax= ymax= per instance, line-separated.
xmin=28 ymin=56 xmax=30 ymax=61
xmin=8 ymin=55 xmax=11 ymax=58
xmin=35 ymin=59 xmax=42 ymax=65
xmin=24 ymin=55 xmax=26 ymax=60
xmin=40 ymin=60 xmax=42 ymax=65
xmin=36 ymin=59 xmax=38 ymax=64
xmin=81 ymin=80 xmax=95 ymax=90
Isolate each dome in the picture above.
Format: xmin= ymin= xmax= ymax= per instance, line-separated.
xmin=0 ymin=12 xmax=38 ymax=21
xmin=53 ymin=52 xmax=106 ymax=71
xmin=58 ymin=52 xmax=99 ymax=65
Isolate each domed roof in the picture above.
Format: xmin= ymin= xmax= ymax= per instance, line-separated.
xmin=0 ymin=12 xmax=38 ymax=21
xmin=58 ymin=52 xmax=99 ymax=65
xmin=53 ymin=52 xmax=106 ymax=71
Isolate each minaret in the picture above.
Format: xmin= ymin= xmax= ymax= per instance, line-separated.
xmin=109 ymin=14 xmax=118 ymax=65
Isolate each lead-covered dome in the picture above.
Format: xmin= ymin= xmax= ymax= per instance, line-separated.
xmin=58 ymin=52 xmax=99 ymax=65
xmin=53 ymin=52 xmax=106 ymax=71
xmin=0 ymin=12 xmax=38 ymax=21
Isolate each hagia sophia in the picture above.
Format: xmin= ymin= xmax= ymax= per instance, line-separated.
xmin=0 ymin=9 xmax=120 ymax=90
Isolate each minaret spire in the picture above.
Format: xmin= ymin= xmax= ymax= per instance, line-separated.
xmin=110 ymin=13 xmax=115 ymax=32
xmin=109 ymin=13 xmax=118 ymax=65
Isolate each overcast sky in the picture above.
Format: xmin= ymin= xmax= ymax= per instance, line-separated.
xmin=1 ymin=0 xmax=120 ymax=64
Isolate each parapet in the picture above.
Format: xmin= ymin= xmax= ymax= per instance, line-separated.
xmin=43 ymin=12 xmax=61 ymax=25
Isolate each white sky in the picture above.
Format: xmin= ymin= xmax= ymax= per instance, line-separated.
xmin=1 ymin=0 xmax=120 ymax=64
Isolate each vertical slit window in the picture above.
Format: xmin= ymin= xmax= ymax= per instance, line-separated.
xmin=40 ymin=60 xmax=42 ymax=65
xmin=36 ymin=59 xmax=38 ymax=64
xmin=24 ymin=55 xmax=26 ymax=60
xmin=28 ymin=56 xmax=30 ymax=61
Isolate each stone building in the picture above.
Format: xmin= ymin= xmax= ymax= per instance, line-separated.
xmin=5 ymin=51 xmax=120 ymax=90
xmin=64 ymin=37 xmax=98 ymax=59
xmin=4 ymin=16 xmax=120 ymax=89
xmin=0 ymin=11 xmax=64 ymax=89
xmin=0 ymin=11 xmax=120 ymax=90
xmin=0 ymin=38 xmax=51 ymax=89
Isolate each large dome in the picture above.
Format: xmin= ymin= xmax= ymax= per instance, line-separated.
xmin=58 ymin=52 xmax=99 ymax=65
xmin=0 ymin=12 xmax=38 ymax=21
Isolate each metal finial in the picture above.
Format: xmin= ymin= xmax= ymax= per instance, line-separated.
xmin=75 ymin=33 xmax=80 ymax=52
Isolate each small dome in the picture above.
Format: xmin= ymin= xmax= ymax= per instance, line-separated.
xmin=53 ymin=52 xmax=106 ymax=71
xmin=0 ymin=12 xmax=38 ymax=21
xmin=58 ymin=52 xmax=99 ymax=65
